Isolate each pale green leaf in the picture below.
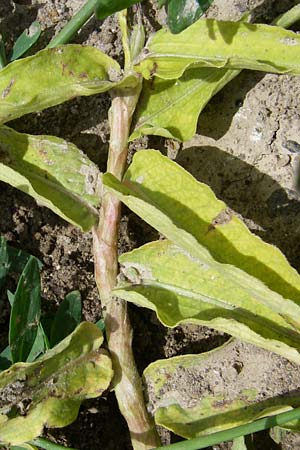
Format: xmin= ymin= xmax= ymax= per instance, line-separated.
xmin=0 ymin=44 xmax=136 ymax=124
xmin=0 ymin=322 xmax=113 ymax=446
xmin=134 ymin=20 xmax=300 ymax=80
xmin=115 ymin=239 xmax=300 ymax=363
xmin=144 ymin=340 xmax=300 ymax=439
xmin=130 ymin=67 xmax=239 ymax=141
xmin=0 ymin=125 xmax=101 ymax=231
xmin=103 ymin=150 xmax=300 ymax=303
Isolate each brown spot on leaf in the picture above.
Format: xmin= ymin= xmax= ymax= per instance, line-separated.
xmin=208 ymin=208 xmax=233 ymax=232
xmin=150 ymin=62 xmax=158 ymax=78
xmin=1 ymin=79 xmax=15 ymax=99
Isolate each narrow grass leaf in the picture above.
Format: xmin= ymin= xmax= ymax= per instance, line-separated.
xmin=0 ymin=322 xmax=113 ymax=446
xmin=103 ymin=150 xmax=300 ymax=303
xmin=7 ymin=245 xmax=42 ymax=274
xmin=0 ymin=237 xmax=9 ymax=292
xmin=0 ymin=125 xmax=101 ymax=231
xmin=10 ymin=22 xmax=41 ymax=62
xmin=50 ymin=291 xmax=82 ymax=347
xmin=26 ymin=324 xmax=46 ymax=362
xmin=135 ymin=20 xmax=300 ymax=79
xmin=9 ymin=256 xmax=41 ymax=363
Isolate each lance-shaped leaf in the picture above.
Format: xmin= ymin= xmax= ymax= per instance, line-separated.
xmin=95 ymin=0 xmax=143 ymax=19
xmin=0 ymin=44 xmax=136 ymax=124
xmin=0 ymin=125 xmax=101 ymax=231
xmin=103 ymin=150 xmax=300 ymax=303
xmin=9 ymin=256 xmax=41 ymax=363
xmin=165 ymin=0 xmax=215 ymax=34
xmin=130 ymin=67 xmax=239 ymax=141
xmin=0 ymin=322 xmax=113 ymax=446
xmin=134 ymin=20 xmax=300 ymax=80
xmin=144 ymin=340 xmax=300 ymax=439
xmin=115 ymin=239 xmax=300 ymax=363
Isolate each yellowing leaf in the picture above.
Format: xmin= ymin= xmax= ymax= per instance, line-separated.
xmin=130 ymin=67 xmax=239 ymax=141
xmin=103 ymin=150 xmax=300 ymax=303
xmin=144 ymin=340 xmax=300 ymax=438
xmin=0 ymin=125 xmax=101 ymax=231
xmin=115 ymin=240 xmax=300 ymax=363
xmin=0 ymin=322 xmax=113 ymax=446
xmin=0 ymin=45 xmax=136 ymax=124
xmin=135 ymin=20 xmax=300 ymax=80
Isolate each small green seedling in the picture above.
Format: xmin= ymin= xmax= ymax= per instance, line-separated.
xmin=1 ymin=1 xmax=300 ymax=449
xmin=0 ymin=21 xmax=41 ymax=69
xmin=0 ymin=237 xmax=112 ymax=447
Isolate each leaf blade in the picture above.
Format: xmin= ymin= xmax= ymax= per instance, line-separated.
xmin=0 ymin=126 xmax=101 ymax=231
xmin=144 ymin=340 xmax=300 ymax=439
xmin=103 ymin=150 xmax=300 ymax=303
xmin=131 ymin=67 xmax=239 ymax=141
xmin=116 ymin=239 xmax=300 ymax=363
xmin=135 ymin=20 xmax=300 ymax=80
xmin=0 ymin=44 xmax=134 ymax=124
xmin=9 ymin=256 xmax=41 ymax=363
xmin=50 ymin=291 xmax=82 ymax=347
xmin=0 ymin=322 xmax=113 ymax=446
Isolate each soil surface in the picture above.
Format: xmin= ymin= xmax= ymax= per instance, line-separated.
xmin=1 ymin=1 xmax=300 ymax=449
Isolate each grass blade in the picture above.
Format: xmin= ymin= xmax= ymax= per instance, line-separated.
xmin=50 ymin=291 xmax=81 ymax=347
xmin=10 ymin=21 xmax=41 ymax=62
xmin=9 ymin=256 xmax=41 ymax=363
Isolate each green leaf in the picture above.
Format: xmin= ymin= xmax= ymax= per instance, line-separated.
xmin=0 ymin=237 xmax=9 ymax=292
xmin=134 ymin=20 xmax=300 ymax=80
xmin=10 ymin=22 xmax=41 ymax=62
xmin=50 ymin=291 xmax=82 ymax=347
xmin=130 ymin=67 xmax=238 ymax=141
xmin=95 ymin=319 xmax=105 ymax=333
xmin=103 ymin=150 xmax=300 ymax=303
xmin=7 ymin=245 xmax=42 ymax=274
xmin=0 ymin=322 xmax=113 ymax=446
xmin=0 ymin=346 xmax=12 ymax=371
xmin=232 ymin=437 xmax=248 ymax=450
xmin=12 ymin=444 xmax=38 ymax=450
xmin=144 ymin=340 xmax=300 ymax=439
xmin=116 ymin=239 xmax=300 ymax=363
xmin=9 ymin=256 xmax=41 ymax=363
xmin=166 ymin=0 xmax=214 ymax=34
xmin=95 ymin=0 xmax=142 ymax=19
xmin=0 ymin=125 xmax=101 ymax=231
xmin=26 ymin=325 xmax=46 ymax=363
xmin=0 ymin=44 xmax=136 ymax=124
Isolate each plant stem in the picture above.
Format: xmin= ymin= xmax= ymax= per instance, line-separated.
xmin=92 ymin=82 xmax=161 ymax=450
xmin=47 ymin=0 xmax=100 ymax=48
xmin=154 ymin=406 xmax=300 ymax=450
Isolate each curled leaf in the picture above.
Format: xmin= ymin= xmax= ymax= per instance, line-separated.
xmin=0 ymin=126 xmax=101 ymax=231
xmin=0 ymin=322 xmax=113 ymax=446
